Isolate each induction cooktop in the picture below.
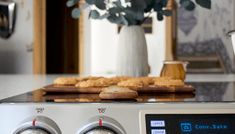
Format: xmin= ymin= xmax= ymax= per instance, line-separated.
xmin=1 ymin=81 xmax=235 ymax=134
xmin=1 ymin=82 xmax=235 ymax=103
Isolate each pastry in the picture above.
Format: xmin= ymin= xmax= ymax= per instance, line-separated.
xmin=53 ymin=77 xmax=77 ymax=85
xmin=76 ymin=76 xmax=103 ymax=82
xmin=99 ymin=86 xmax=138 ymax=99
xmin=138 ymin=77 xmax=156 ymax=85
xmin=76 ymin=78 xmax=114 ymax=88
xmin=107 ymin=76 xmax=131 ymax=84
xmin=117 ymin=78 xmax=148 ymax=89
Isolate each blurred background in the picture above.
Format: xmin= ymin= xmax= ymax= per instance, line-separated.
xmin=0 ymin=0 xmax=234 ymax=76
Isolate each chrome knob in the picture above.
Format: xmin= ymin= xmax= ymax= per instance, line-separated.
xmin=86 ymin=128 xmax=115 ymax=134
xmin=77 ymin=116 xmax=126 ymax=134
xmin=17 ymin=128 xmax=49 ymax=134
xmin=13 ymin=116 xmax=61 ymax=134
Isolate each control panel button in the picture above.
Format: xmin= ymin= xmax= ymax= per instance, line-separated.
xmin=151 ymin=129 xmax=166 ymax=134
xmin=151 ymin=120 xmax=165 ymax=127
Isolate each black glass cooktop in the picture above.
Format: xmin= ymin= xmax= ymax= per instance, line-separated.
xmin=1 ymin=82 xmax=235 ymax=103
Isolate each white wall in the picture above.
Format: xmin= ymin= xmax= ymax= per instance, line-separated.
xmin=89 ymin=13 xmax=166 ymax=76
xmin=82 ymin=10 xmax=92 ymax=75
xmin=0 ymin=0 xmax=33 ymax=74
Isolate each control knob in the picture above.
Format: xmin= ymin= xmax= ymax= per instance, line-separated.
xmin=77 ymin=116 xmax=126 ymax=134
xmin=85 ymin=128 xmax=115 ymax=134
xmin=13 ymin=116 xmax=61 ymax=134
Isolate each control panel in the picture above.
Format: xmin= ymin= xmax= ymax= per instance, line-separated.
xmin=140 ymin=109 xmax=235 ymax=134
xmin=1 ymin=103 xmax=235 ymax=133
xmin=145 ymin=114 xmax=235 ymax=134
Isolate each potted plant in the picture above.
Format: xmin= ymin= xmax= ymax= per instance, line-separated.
xmin=67 ymin=0 xmax=211 ymax=76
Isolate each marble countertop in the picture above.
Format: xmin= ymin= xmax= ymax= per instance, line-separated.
xmin=0 ymin=75 xmax=69 ymax=100
xmin=1 ymin=74 xmax=235 ymax=100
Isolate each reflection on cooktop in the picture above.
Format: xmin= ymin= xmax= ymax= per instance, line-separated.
xmin=1 ymin=82 xmax=235 ymax=103
xmin=190 ymin=82 xmax=229 ymax=102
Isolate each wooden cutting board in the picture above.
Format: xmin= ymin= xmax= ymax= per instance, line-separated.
xmin=137 ymin=85 xmax=195 ymax=93
xmin=42 ymin=84 xmax=195 ymax=94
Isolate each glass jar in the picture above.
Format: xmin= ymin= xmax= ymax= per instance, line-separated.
xmin=160 ymin=61 xmax=188 ymax=80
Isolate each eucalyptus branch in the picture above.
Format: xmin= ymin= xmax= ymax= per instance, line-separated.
xmin=67 ymin=0 xmax=211 ymax=26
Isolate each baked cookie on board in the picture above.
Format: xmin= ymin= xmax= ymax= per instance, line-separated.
xmin=117 ymin=78 xmax=149 ymax=89
xmin=76 ymin=78 xmax=113 ymax=88
xmin=53 ymin=77 xmax=77 ymax=86
xmin=99 ymin=86 xmax=138 ymax=99
xmin=76 ymin=76 xmax=103 ymax=82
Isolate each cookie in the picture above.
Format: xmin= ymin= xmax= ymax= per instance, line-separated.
xmin=76 ymin=80 xmax=97 ymax=88
xmin=106 ymin=76 xmax=131 ymax=85
xmin=76 ymin=76 xmax=103 ymax=82
xmin=117 ymin=78 xmax=148 ymax=89
xmin=53 ymin=77 xmax=77 ymax=85
xmin=75 ymin=78 xmax=113 ymax=88
xmin=99 ymin=86 xmax=138 ymax=99
xmin=111 ymin=76 xmax=131 ymax=81
xmin=138 ymin=77 xmax=156 ymax=85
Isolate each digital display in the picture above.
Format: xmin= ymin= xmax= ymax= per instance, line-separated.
xmin=146 ymin=114 xmax=235 ymax=134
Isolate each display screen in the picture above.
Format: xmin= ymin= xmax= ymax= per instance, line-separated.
xmin=146 ymin=114 xmax=235 ymax=134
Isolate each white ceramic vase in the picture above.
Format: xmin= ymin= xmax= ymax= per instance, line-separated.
xmin=116 ymin=25 xmax=149 ymax=77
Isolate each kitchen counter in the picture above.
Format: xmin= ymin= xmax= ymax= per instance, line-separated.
xmin=1 ymin=74 xmax=235 ymax=100
xmin=0 ymin=75 xmax=69 ymax=100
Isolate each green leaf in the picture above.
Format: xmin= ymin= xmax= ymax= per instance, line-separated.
xmin=71 ymin=8 xmax=80 ymax=19
xmin=144 ymin=0 xmax=154 ymax=12
xmin=109 ymin=7 xmax=123 ymax=15
xmin=155 ymin=0 xmax=162 ymax=3
xmin=160 ymin=0 xmax=168 ymax=7
xmin=180 ymin=0 xmax=195 ymax=11
xmin=186 ymin=1 xmax=195 ymax=11
xmin=89 ymin=10 xmax=100 ymax=19
xmin=180 ymin=0 xmax=188 ymax=5
xmin=124 ymin=7 xmax=144 ymax=21
xmin=124 ymin=14 xmax=138 ymax=25
xmin=107 ymin=15 xmax=121 ymax=24
xmin=98 ymin=13 xmax=110 ymax=19
xmin=113 ymin=0 xmax=124 ymax=8
xmin=153 ymin=2 xmax=163 ymax=11
xmin=85 ymin=0 xmax=95 ymax=5
xmin=157 ymin=13 xmax=163 ymax=21
xmin=131 ymin=0 xmax=147 ymax=10
xmin=95 ymin=0 xmax=106 ymax=10
xmin=66 ymin=0 xmax=79 ymax=7
xmin=195 ymin=0 xmax=211 ymax=9
xmin=135 ymin=11 xmax=145 ymax=20
xmin=120 ymin=15 xmax=129 ymax=25
xmin=145 ymin=0 xmax=153 ymax=5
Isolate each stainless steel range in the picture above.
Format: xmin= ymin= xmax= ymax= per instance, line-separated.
xmin=1 ymin=81 xmax=235 ymax=134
